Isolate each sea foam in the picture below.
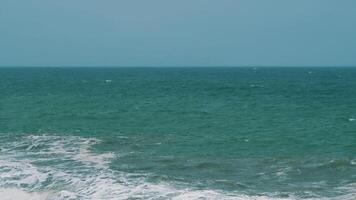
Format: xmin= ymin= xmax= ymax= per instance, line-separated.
xmin=0 ymin=188 xmax=50 ymax=200
xmin=0 ymin=134 xmax=354 ymax=200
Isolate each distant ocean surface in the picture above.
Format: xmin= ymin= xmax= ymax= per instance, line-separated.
xmin=0 ymin=67 xmax=355 ymax=200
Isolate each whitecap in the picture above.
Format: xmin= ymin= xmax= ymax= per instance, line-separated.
xmin=0 ymin=188 xmax=50 ymax=200
xmin=351 ymin=159 xmax=356 ymax=165
xmin=0 ymin=134 xmax=285 ymax=200
xmin=1 ymin=134 xmax=354 ymax=200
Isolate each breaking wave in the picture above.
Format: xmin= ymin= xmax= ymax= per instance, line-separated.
xmin=0 ymin=134 xmax=354 ymax=200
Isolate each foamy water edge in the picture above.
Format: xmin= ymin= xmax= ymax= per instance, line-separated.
xmin=0 ymin=134 xmax=355 ymax=200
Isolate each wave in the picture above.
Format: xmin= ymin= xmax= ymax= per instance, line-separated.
xmin=0 ymin=134 xmax=355 ymax=200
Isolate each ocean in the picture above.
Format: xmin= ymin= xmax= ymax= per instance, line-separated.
xmin=0 ymin=67 xmax=355 ymax=200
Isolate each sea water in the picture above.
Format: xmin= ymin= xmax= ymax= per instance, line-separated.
xmin=0 ymin=67 xmax=355 ymax=199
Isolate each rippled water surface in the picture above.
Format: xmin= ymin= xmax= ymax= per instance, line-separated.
xmin=0 ymin=67 xmax=355 ymax=199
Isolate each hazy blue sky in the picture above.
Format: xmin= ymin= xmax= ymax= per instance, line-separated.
xmin=1 ymin=0 xmax=356 ymax=66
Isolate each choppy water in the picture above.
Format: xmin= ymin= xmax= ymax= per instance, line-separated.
xmin=0 ymin=67 xmax=355 ymax=199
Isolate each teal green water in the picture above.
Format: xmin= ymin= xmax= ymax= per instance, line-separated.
xmin=0 ymin=67 xmax=355 ymax=199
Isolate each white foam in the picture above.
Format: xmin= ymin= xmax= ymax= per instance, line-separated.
xmin=0 ymin=159 xmax=48 ymax=188
xmin=22 ymin=135 xmax=114 ymax=167
xmin=1 ymin=134 xmax=354 ymax=200
xmin=348 ymin=118 xmax=355 ymax=122
xmin=0 ymin=188 xmax=50 ymax=200
xmin=351 ymin=159 xmax=356 ymax=165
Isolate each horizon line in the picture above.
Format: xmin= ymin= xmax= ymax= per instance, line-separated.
xmin=1 ymin=65 xmax=356 ymax=68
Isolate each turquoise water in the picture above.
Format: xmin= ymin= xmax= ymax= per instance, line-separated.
xmin=0 ymin=67 xmax=355 ymax=199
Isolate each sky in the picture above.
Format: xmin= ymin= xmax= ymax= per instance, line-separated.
xmin=0 ymin=0 xmax=356 ymax=67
